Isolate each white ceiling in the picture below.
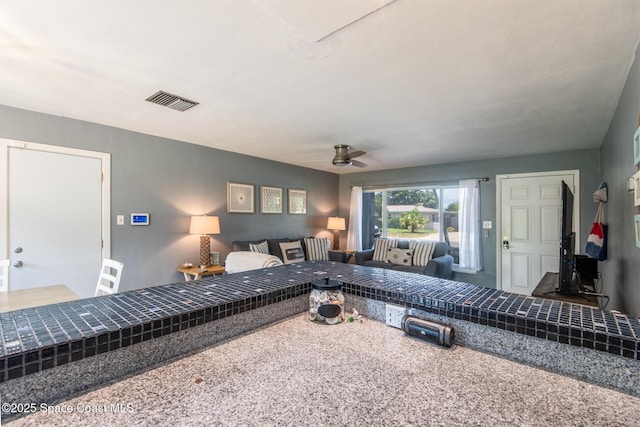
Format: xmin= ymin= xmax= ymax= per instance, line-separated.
xmin=0 ymin=1 xmax=639 ymax=174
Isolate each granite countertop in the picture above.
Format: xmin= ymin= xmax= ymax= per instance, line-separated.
xmin=7 ymin=314 xmax=640 ymax=427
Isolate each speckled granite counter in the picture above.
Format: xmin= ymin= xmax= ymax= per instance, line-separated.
xmin=6 ymin=314 xmax=640 ymax=427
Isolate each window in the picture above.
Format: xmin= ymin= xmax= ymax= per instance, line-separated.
xmin=361 ymin=186 xmax=469 ymax=267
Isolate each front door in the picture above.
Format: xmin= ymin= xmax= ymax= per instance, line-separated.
xmin=498 ymin=171 xmax=579 ymax=295
xmin=1 ymin=140 xmax=110 ymax=300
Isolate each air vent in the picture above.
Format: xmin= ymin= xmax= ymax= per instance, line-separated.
xmin=145 ymin=90 xmax=199 ymax=112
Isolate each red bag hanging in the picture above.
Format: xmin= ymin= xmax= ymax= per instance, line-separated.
xmin=585 ymin=203 xmax=607 ymax=261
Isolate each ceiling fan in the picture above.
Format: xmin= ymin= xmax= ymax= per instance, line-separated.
xmin=332 ymin=144 xmax=367 ymax=168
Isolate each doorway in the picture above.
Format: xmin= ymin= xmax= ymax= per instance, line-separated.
xmin=0 ymin=139 xmax=111 ymax=299
xmin=496 ymin=170 xmax=579 ymax=295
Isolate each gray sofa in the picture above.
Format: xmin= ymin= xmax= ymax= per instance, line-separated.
xmin=355 ymin=240 xmax=453 ymax=279
xmin=231 ymin=237 xmax=346 ymax=263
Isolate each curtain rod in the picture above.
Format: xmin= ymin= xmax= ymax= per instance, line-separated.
xmin=349 ymin=177 xmax=489 ymax=189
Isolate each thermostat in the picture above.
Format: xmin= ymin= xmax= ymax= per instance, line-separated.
xmin=131 ymin=213 xmax=150 ymax=225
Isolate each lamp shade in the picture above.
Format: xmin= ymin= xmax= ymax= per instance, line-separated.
xmin=189 ymin=215 xmax=220 ymax=235
xmin=327 ymin=217 xmax=346 ymax=231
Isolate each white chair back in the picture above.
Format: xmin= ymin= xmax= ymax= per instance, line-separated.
xmin=0 ymin=259 xmax=9 ymax=292
xmin=95 ymin=258 xmax=124 ymax=296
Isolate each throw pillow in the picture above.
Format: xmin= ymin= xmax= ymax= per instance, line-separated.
xmin=409 ymin=241 xmax=436 ymax=267
xmin=304 ymin=237 xmax=329 ymax=261
xmin=372 ymin=238 xmax=398 ymax=262
xmin=279 ymin=241 xmax=306 ymax=264
xmin=249 ymin=240 xmax=269 ymax=254
xmin=385 ymin=247 xmax=414 ymax=266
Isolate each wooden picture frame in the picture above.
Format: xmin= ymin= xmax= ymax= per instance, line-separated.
xmin=227 ymin=182 xmax=254 ymax=213
xmin=634 ymin=126 xmax=640 ymax=166
xmin=288 ymin=189 xmax=307 ymax=214
xmin=260 ymin=185 xmax=283 ymax=214
xmin=635 ymin=214 xmax=640 ymax=248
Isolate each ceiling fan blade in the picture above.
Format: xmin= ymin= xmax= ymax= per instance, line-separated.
xmin=351 ymin=159 xmax=367 ymax=168
xmin=348 ymin=150 xmax=366 ymax=159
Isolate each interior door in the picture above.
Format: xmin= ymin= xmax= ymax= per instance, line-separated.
xmin=500 ymin=172 xmax=578 ymax=295
xmin=4 ymin=144 xmax=105 ymax=299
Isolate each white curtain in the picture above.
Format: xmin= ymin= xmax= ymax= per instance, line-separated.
xmin=346 ymin=186 xmax=363 ymax=251
xmin=458 ymin=179 xmax=482 ymax=271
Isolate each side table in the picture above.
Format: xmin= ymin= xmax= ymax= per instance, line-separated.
xmin=329 ymin=250 xmax=356 ymax=264
xmin=343 ymin=250 xmax=357 ymax=264
xmin=177 ymin=265 xmax=225 ymax=281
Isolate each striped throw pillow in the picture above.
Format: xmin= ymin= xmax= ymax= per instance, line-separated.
xmin=373 ymin=238 xmax=398 ymax=262
xmin=249 ymin=240 xmax=269 ymax=254
xmin=409 ymin=241 xmax=436 ymax=267
xmin=304 ymin=237 xmax=329 ymax=261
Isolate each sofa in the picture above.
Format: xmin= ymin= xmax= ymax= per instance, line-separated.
xmin=355 ymin=239 xmax=453 ymax=279
xmin=231 ymin=237 xmax=346 ymax=264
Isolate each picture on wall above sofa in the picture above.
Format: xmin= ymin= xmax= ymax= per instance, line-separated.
xmin=260 ymin=186 xmax=283 ymax=214
xmin=227 ymin=182 xmax=255 ymax=213
xmin=288 ymin=189 xmax=306 ymax=214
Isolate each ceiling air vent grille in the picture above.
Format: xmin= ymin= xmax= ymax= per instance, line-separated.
xmin=145 ymin=90 xmax=199 ymax=112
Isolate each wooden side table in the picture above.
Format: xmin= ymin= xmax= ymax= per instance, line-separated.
xmin=177 ymin=265 xmax=225 ymax=281
xmin=344 ymin=250 xmax=357 ymax=264
xmin=329 ymin=250 xmax=357 ymax=264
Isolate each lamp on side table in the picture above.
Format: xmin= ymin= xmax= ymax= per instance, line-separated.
xmin=327 ymin=217 xmax=346 ymax=251
xmin=189 ymin=215 xmax=220 ymax=266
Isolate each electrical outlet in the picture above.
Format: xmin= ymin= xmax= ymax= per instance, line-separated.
xmin=116 ymin=215 xmax=125 ymax=225
xmin=386 ymin=304 xmax=407 ymax=329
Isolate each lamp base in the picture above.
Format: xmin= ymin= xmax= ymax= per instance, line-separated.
xmin=332 ymin=230 xmax=340 ymax=251
xmin=199 ymin=235 xmax=211 ymax=266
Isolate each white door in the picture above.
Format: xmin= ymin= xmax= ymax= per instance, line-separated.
xmin=1 ymin=140 xmax=110 ymax=299
xmin=498 ymin=171 xmax=579 ymax=295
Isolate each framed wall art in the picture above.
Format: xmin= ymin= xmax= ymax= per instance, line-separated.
xmin=634 ymin=126 xmax=640 ymax=166
xmin=227 ymin=182 xmax=255 ymax=213
xmin=634 ymin=170 xmax=640 ymax=207
xmin=288 ymin=189 xmax=307 ymax=214
xmin=260 ymin=185 xmax=283 ymax=214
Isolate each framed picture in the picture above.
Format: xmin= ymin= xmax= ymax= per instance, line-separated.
xmin=635 ymin=215 xmax=640 ymax=248
xmin=634 ymin=171 xmax=640 ymax=207
xmin=288 ymin=189 xmax=307 ymax=214
xmin=227 ymin=182 xmax=254 ymax=213
xmin=260 ymin=185 xmax=283 ymax=214
xmin=634 ymin=126 xmax=640 ymax=166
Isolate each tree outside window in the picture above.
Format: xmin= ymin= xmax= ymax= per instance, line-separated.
xmin=364 ymin=187 xmax=460 ymax=264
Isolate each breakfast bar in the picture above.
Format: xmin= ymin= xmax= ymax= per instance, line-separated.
xmin=1 ymin=261 xmax=639 ymax=424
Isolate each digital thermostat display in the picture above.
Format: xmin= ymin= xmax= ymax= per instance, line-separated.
xmin=131 ymin=213 xmax=150 ymax=225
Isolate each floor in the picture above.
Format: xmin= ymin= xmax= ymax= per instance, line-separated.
xmin=6 ymin=314 xmax=640 ymax=426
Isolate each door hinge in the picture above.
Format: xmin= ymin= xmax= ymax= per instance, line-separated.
xmin=101 ymin=239 xmax=104 ymax=249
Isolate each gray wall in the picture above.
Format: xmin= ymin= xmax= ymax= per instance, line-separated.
xmin=0 ymin=105 xmax=339 ymax=291
xmin=339 ymin=149 xmax=601 ymax=289
xmin=600 ymin=42 xmax=640 ymax=317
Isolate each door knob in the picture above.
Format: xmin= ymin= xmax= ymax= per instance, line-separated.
xmin=502 ymin=237 xmax=510 ymax=250
xmin=13 ymin=247 xmax=23 ymax=253
xmin=13 ymin=260 xmax=23 ymax=268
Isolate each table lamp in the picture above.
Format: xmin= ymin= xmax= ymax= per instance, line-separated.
xmin=327 ymin=217 xmax=346 ymax=250
xmin=189 ymin=215 xmax=220 ymax=266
